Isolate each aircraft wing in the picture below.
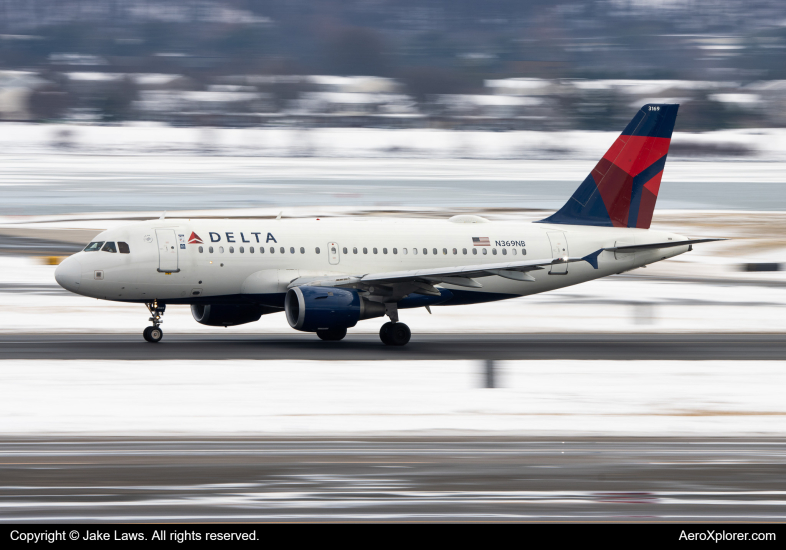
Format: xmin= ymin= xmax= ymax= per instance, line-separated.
xmin=289 ymin=255 xmax=588 ymax=291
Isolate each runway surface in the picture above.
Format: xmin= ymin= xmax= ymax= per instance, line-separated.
xmin=1 ymin=333 xmax=784 ymax=361
xmin=0 ymin=437 xmax=784 ymax=522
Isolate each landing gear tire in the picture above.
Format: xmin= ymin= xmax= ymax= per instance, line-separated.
xmin=380 ymin=322 xmax=410 ymax=346
xmin=379 ymin=322 xmax=393 ymax=345
xmin=317 ymin=327 xmax=347 ymax=341
xmin=143 ymin=326 xmax=163 ymax=343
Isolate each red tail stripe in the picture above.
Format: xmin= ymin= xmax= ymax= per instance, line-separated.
xmin=602 ymin=136 xmax=671 ymax=177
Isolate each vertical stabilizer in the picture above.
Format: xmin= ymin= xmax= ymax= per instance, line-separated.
xmin=540 ymin=104 xmax=678 ymax=229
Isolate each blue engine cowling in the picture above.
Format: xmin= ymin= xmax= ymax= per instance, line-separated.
xmin=285 ymin=286 xmax=385 ymax=332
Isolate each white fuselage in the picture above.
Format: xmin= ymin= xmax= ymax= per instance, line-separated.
xmin=55 ymin=216 xmax=688 ymax=307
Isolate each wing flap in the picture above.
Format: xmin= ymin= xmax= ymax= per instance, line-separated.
xmin=359 ymin=256 xmax=584 ymax=285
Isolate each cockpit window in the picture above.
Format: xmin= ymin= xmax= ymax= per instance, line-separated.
xmin=84 ymin=241 xmax=104 ymax=252
xmin=101 ymin=242 xmax=117 ymax=253
xmin=118 ymin=242 xmax=130 ymax=254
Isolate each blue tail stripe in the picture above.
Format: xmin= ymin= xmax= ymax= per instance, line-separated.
xmin=627 ymin=155 xmax=668 ymax=228
xmin=538 ymin=174 xmax=614 ymax=227
xmin=622 ymin=104 xmax=679 ymax=138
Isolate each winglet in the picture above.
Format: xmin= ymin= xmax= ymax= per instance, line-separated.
xmin=582 ymin=249 xmax=603 ymax=270
xmin=159 ymin=211 xmax=166 ymax=220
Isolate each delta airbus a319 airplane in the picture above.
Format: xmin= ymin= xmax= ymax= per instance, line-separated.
xmin=55 ymin=104 xmax=720 ymax=346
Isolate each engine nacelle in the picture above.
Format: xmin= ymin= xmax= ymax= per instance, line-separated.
xmin=285 ymin=286 xmax=385 ymax=332
xmin=191 ymin=304 xmax=272 ymax=327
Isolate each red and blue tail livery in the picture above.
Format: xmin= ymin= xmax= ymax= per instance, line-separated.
xmin=541 ymin=104 xmax=679 ymax=229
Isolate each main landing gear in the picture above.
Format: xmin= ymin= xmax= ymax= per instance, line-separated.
xmin=143 ymin=302 xmax=165 ymax=343
xmin=379 ymin=322 xmax=411 ymax=346
xmin=379 ymin=303 xmax=411 ymax=346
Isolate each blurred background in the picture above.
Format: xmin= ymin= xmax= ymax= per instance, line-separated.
xmin=2 ymin=0 xmax=786 ymax=131
xmin=1 ymin=0 xmax=786 ymax=523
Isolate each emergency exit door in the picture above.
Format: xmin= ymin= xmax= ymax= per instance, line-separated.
xmin=156 ymin=229 xmax=180 ymax=273
xmin=328 ymin=242 xmax=340 ymax=265
xmin=547 ymin=231 xmax=569 ymax=274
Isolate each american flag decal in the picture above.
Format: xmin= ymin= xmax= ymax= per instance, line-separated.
xmin=472 ymin=237 xmax=490 ymax=246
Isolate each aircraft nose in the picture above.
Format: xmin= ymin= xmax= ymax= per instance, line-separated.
xmin=54 ymin=256 xmax=82 ymax=292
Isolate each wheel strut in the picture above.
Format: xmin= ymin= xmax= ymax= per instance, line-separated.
xmin=143 ymin=301 xmax=166 ymax=343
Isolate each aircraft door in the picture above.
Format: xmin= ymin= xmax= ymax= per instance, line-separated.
xmin=328 ymin=242 xmax=340 ymax=265
xmin=614 ymin=240 xmax=635 ymax=265
xmin=547 ymin=231 xmax=569 ymax=274
xmin=156 ymin=229 xmax=180 ymax=272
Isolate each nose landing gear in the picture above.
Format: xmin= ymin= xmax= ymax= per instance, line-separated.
xmin=143 ymin=302 xmax=165 ymax=343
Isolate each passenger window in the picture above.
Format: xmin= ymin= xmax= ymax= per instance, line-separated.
xmin=84 ymin=241 xmax=104 ymax=252
xmin=512 ymin=249 xmax=517 ymax=255
xmin=270 ymin=247 xmax=275 ymax=253
xmin=453 ymin=248 xmax=457 ymax=255
xmin=219 ymin=246 xmax=225 ymax=253
xmin=315 ymin=247 xmax=320 ymax=254
xmin=343 ymin=247 xmax=347 ymax=254
xmin=118 ymin=242 xmax=130 ymax=254
xmin=472 ymin=248 xmax=477 ymax=255
xmin=413 ymin=248 xmax=417 ymax=255
xmin=522 ymin=249 xmax=527 ymax=255
xmin=403 ymin=248 xmax=408 ymax=255
xmin=383 ymin=248 xmax=388 ymax=254
xmin=463 ymin=248 xmax=467 ymax=255
xmin=502 ymin=248 xmax=507 ymax=255
xmin=363 ymin=247 xmax=368 ymax=254
xmin=482 ymin=248 xmax=487 ymax=255
xmin=423 ymin=248 xmax=427 ymax=255
xmin=250 ymin=246 xmax=254 ymax=253
xmin=229 ymin=246 xmax=234 ymax=253
xmin=433 ymin=248 xmax=437 ymax=255
xmin=373 ymin=248 xmax=378 ymax=254
xmin=198 ymin=246 xmax=203 ymax=253
xmin=101 ymin=242 xmax=117 ymax=253
xmin=393 ymin=248 xmax=397 ymax=255
xmin=353 ymin=247 xmax=358 ymax=254
xmin=209 ymin=246 xmax=214 ymax=253
xmin=492 ymin=248 xmax=497 ymax=255
xmin=300 ymin=247 xmax=305 ymax=254
xmin=280 ymin=247 xmax=285 ymax=254
xmin=331 ymin=246 xmax=337 ymax=254
xmin=240 ymin=246 xmax=244 ymax=253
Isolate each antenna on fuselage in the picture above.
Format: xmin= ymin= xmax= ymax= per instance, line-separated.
xmin=159 ymin=211 xmax=166 ymax=220
xmin=276 ymin=211 xmax=282 ymax=220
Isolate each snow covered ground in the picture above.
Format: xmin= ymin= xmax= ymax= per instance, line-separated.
xmin=0 ymin=359 xmax=783 ymax=436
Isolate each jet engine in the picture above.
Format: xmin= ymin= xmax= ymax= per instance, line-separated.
xmin=191 ymin=304 xmax=275 ymax=327
xmin=285 ymin=286 xmax=385 ymax=332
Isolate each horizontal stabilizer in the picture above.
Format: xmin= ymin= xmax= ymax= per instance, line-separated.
xmin=582 ymin=238 xmax=726 ymax=270
xmin=605 ymin=238 xmax=725 ymax=253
